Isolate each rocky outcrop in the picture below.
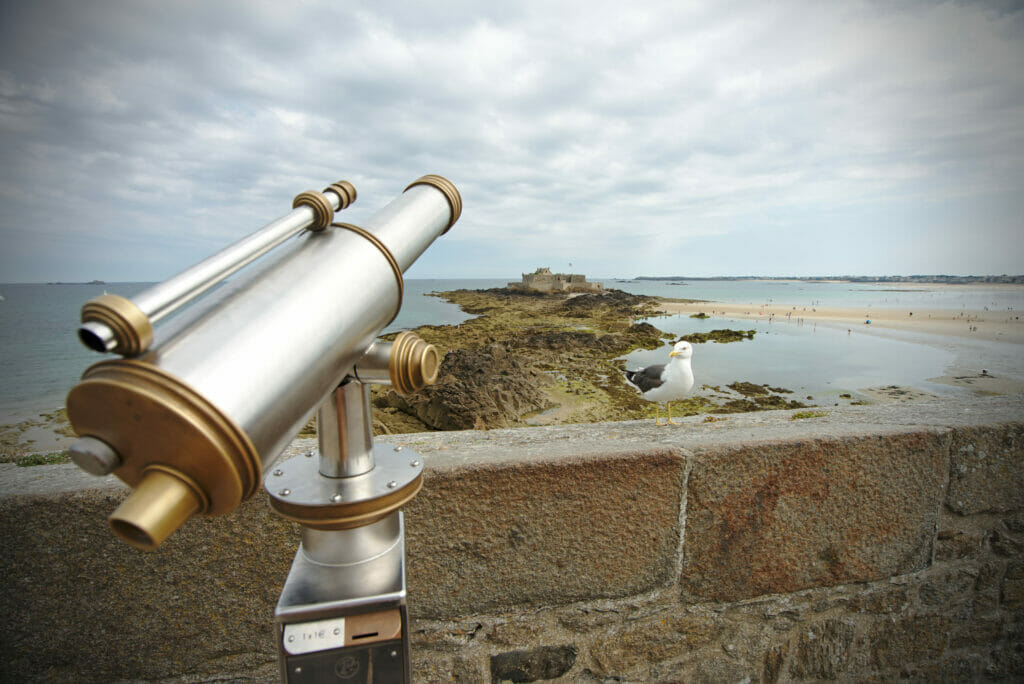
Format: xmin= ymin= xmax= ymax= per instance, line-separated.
xmin=514 ymin=330 xmax=624 ymax=352
xmin=561 ymin=289 xmax=656 ymax=318
xmin=377 ymin=288 xmax=793 ymax=433
xmin=380 ymin=345 xmax=552 ymax=430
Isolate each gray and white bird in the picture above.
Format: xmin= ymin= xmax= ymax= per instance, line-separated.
xmin=624 ymin=340 xmax=695 ymax=426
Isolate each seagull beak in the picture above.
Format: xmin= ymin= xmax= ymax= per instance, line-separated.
xmin=669 ymin=351 xmax=680 ymax=357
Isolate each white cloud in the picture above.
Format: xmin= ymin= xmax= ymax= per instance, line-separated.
xmin=1 ymin=0 xmax=1022 ymax=282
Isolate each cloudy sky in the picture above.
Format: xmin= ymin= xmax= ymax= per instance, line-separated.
xmin=2 ymin=0 xmax=1022 ymax=282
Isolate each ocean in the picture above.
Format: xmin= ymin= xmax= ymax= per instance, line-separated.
xmin=1 ymin=278 xmax=1022 ymax=422
xmin=607 ymin=278 xmax=1024 ymax=312
xmin=0 ymin=279 xmax=507 ymax=421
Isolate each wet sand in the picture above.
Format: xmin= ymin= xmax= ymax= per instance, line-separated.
xmin=658 ymin=300 xmax=1024 ymax=345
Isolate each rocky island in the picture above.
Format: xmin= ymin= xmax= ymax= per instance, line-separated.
xmin=371 ymin=287 xmax=807 ymax=434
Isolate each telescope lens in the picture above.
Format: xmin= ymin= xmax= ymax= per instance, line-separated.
xmin=78 ymin=322 xmax=114 ymax=353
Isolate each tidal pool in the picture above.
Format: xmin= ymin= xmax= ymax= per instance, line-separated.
xmin=623 ymin=313 xmax=963 ymax=404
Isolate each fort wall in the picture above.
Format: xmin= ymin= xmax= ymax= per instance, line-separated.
xmin=508 ymin=267 xmax=604 ymax=293
xmin=2 ymin=395 xmax=1023 ymax=682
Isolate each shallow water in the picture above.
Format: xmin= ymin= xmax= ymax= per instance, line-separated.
xmin=623 ymin=313 xmax=965 ymax=404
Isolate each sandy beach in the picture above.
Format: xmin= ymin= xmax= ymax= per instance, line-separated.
xmin=659 ymin=300 xmax=1024 ymax=345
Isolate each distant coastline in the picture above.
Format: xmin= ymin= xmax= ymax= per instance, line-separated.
xmin=635 ymin=275 xmax=1024 ymax=285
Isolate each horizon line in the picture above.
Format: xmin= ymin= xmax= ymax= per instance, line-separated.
xmin=4 ymin=273 xmax=1024 ymax=286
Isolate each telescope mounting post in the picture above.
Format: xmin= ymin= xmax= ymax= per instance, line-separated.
xmin=268 ymin=333 xmax=438 ymax=683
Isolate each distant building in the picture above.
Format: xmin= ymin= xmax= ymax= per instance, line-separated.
xmin=508 ymin=267 xmax=604 ymax=293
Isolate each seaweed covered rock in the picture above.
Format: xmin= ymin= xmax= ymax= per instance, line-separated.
xmin=681 ymin=329 xmax=756 ymax=344
xmin=561 ymin=289 xmax=655 ymax=317
xmin=380 ymin=345 xmax=552 ymax=430
xmin=515 ymin=330 xmax=625 ymax=352
xmin=625 ymin=322 xmax=668 ymax=349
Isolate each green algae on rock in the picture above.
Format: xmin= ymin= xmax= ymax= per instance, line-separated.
xmin=680 ymin=329 xmax=756 ymax=344
xmin=370 ymin=288 xmax=810 ymax=434
xmin=374 ymin=288 xmax=674 ymax=432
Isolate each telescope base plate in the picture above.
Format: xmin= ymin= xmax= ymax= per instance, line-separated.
xmin=266 ymin=445 xmax=424 ymax=529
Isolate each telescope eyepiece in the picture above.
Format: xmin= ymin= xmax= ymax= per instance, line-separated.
xmin=108 ymin=467 xmax=205 ymax=551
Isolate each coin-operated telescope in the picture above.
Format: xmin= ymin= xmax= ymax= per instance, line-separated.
xmin=66 ymin=175 xmax=461 ymax=683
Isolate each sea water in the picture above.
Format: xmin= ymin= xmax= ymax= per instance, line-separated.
xmin=605 ymin=278 xmax=1024 ymax=313
xmin=1 ymin=278 xmax=1021 ymax=421
xmin=0 ymin=279 xmax=507 ymax=421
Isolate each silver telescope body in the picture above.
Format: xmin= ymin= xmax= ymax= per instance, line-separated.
xmin=78 ymin=181 xmax=357 ymax=356
xmin=66 ymin=175 xmax=461 ymax=550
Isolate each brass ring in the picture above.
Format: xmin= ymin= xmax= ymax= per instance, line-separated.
xmin=292 ymin=190 xmax=335 ymax=231
xmin=67 ymin=359 xmax=263 ymax=508
xmin=322 ymin=180 xmax=356 ymax=209
xmin=81 ymin=294 xmax=154 ymax=356
xmin=404 ymin=174 xmax=462 ymax=233
xmin=388 ymin=331 xmax=440 ymax=395
xmin=270 ymin=474 xmax=423 ymax=531
xmin=331 ymin=222 xmax=404 ymax=325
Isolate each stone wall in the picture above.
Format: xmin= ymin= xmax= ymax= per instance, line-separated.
xmin=1 ymin=395 xmax=1022 ymax=682
xmin=508 ymin=268 xmax=603 ymax=293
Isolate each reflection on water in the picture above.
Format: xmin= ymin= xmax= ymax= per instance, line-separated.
xmin=623 ymin=313 xmax=963 ymax=403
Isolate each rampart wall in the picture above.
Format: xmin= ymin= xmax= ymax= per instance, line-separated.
xmin=2 ymin=395 xmax=1023 ymax=682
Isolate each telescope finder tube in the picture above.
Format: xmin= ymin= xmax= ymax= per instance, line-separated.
xmin=66 ymin=175 xmax=460 ymax=550
xmin=78 ymin=181 xmax=357 ymax=356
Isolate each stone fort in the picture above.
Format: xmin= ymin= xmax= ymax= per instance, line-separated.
xmin=508 ymin=266 xmax=604 ymax=292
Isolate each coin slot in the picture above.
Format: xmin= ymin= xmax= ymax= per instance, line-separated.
xmin=352 ymin=631 xmax=379 ymax=640
xmin=343 ymin=608 xmax=402 ymax=646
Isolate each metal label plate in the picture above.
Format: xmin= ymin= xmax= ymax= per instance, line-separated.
xmin=283 ymin=617 xmax=346 ymax=655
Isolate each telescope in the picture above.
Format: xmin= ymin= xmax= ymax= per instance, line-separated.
xmin=65 ymin=174 xmax=462 ymax=682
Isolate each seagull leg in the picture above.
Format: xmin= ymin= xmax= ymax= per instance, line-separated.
xmin=654 ymin=403 xmax=667 ymax=426
xmin=666 ymin=401 xmax=680 ymax=426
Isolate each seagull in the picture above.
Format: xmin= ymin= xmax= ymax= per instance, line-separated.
xmin=624 ymin=340 xmax=695 ymax=426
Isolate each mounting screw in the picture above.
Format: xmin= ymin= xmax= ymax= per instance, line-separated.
xmin=410 ymin=460 xmax=421 ymax=468
xmin=305 ymin=450 xmax=314 ymax=458
xmin=273 ymin=469 xmax=283 ymax=476
xmin=330 ymin=493 xmax=343 ymax=503
xmin=394 ymin=446 xmax=404 ymax=452
xmin=279 ymin=489 xmax=291 ymax=497
xmin=386 ymin=481 xmax=398 ymax=489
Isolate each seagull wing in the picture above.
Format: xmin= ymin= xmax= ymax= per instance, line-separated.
xmin=624 ymin=364 xmax=666 ymax=393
